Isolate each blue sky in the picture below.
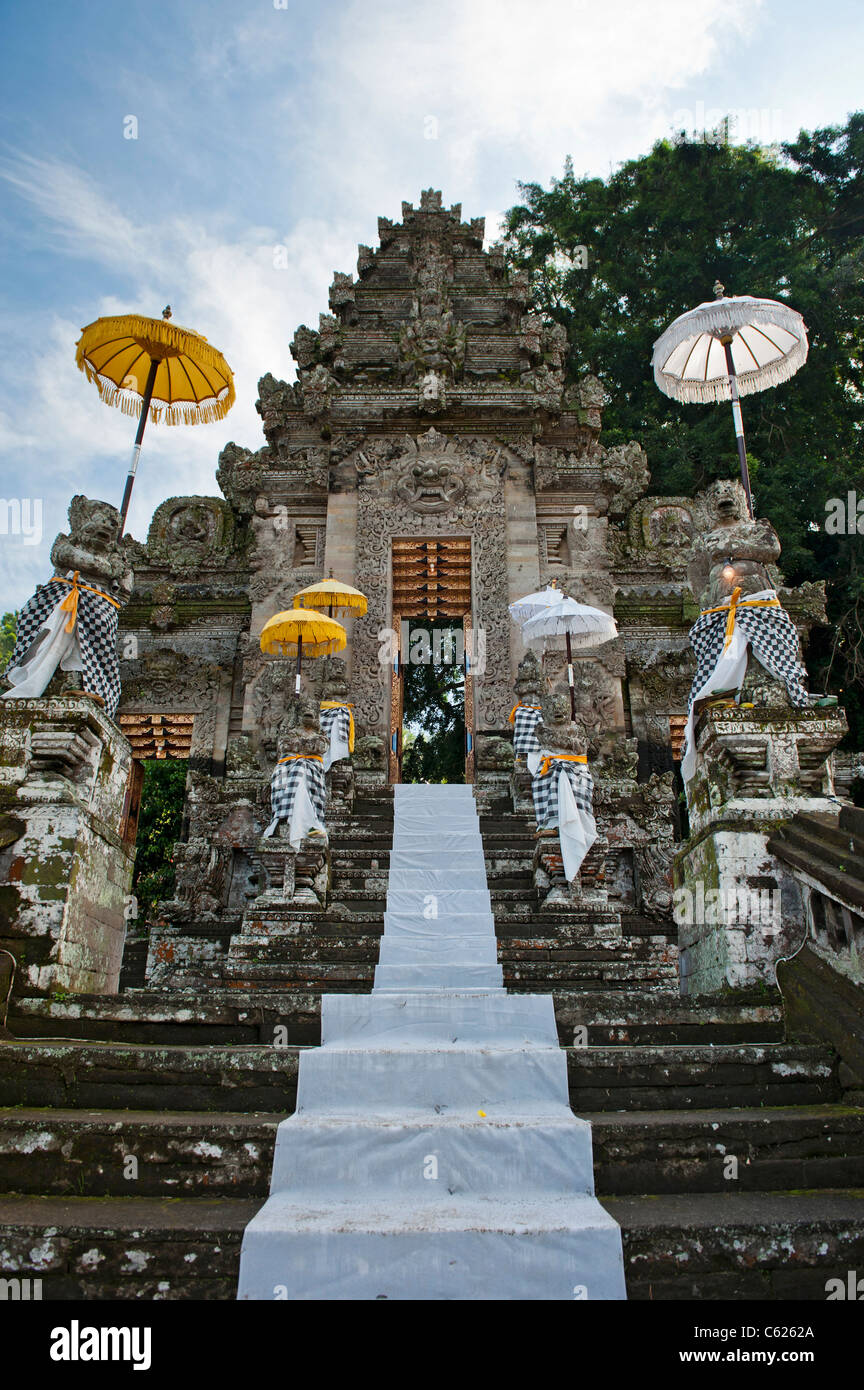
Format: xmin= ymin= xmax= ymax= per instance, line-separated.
xmin=0 ymin=0 xmax=861 ymax=608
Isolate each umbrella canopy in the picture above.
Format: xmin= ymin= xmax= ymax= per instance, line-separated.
xmin=651 ymin=289 xmax=809 ymax=519
xmin=508 ymin=585 xmax=568 ymax=625
xmin=75 ymin=308 xmax=235 ymax=537
xmin=651 ymin=294 xmax=808 ymax=405
xmin=293 ymin=577 xmax=368 ymax=618
xmin=259 ymin=609 xmax=347 ymax=658
xmin=76 ymin=312 xmax=235 ymax=425
xmin=521 ymin=598 xmax=618 ymax=650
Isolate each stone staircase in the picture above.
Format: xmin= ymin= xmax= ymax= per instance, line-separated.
xmin=1 ymin=784 xmax=863 ymax=1299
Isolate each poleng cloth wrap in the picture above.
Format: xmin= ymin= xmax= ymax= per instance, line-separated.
xmin=532 ymin=751 xmax=597 ymax=882
xmin=263 ymin=753 xmax=327 ymax=849
xmin=681 ymin=587 xmax=810 ymax=784
xmin=2 ymin=571 xmax=123 ymax=716
xmin=320 ymin=701 xmax=354 ymax=771
xmin=509 ymin=702 xmax=543 ymax=772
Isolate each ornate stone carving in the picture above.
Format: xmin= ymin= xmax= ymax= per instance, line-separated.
xmin=600 ymin=441 xmax=650 ymax=518
xmin=52 ymin=495 xmax=134 ymax=599
xmin=146 ymin=497 xmax=236 ymax=572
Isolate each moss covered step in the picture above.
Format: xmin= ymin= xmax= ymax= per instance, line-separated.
xmin=567 ymin=1044 xmax=839 ymax=1111
xmin=0 ymin=1194 xmax=257 ymax=1300
xmin=2 ymin=1188 xmax=863 ymax=1301
xmin=589 ymin=1105 xmax=864 ymax=1194
xmin=0 ymin=1109 xmax=278 ymax=1198
xmin=0 ymin=1041 xmax=301 ymax=1111
xmin=602 ymin=1189 xmax=864 ymax=1300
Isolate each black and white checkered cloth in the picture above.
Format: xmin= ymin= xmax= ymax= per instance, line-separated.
xmin=320 ymin=704 xmax=352 ymax=750
xmin=687 ymin=597 xmax=809 ymax=713
xmin=269 ymin=755 xmax=327 ymax=829
xmin=4 ymin=576 xmax=122 ymax=716
xmin=511 ymin=703 xmax=542 ymax=759
xmin=532 ymin=755 xmax=594 ymax=828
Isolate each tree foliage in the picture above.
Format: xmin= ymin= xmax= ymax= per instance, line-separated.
xmin=131 ymin=760 xmax=187 ymax=924
xmin=0 ymin=612 xmax=17 ymax=669
xmin=503 ymin=115 xmax=864 ymax=743
xmin=401 ymin=621 xmax=465 ymax=783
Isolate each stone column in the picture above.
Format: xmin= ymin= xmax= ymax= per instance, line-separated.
xmin=0 ymin=696 xmax=136 ymax=997
xmin=674 ymin=707 xmax=847 ymax=997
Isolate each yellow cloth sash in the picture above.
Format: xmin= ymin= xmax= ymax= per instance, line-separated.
xmin=508 ymin=702 xmax=541 ymax=724
xmin=277 ymin=753 xmax=324 ymax=765
xmin=537 ymin=752 xmax=588 ymax=778
xmin=700 ymin=587 xmax=781 ymax=654
xmin=50 ymin=572 xmax=121 ymax=634
xmin=320 ymin=700 xmax=355 ymax=752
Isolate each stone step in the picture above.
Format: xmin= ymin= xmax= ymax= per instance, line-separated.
xmin=604 ymin=1189 xmax=864 ymax=1300
xmin=221 ymin=961 xmax=375 ymax=986
xmin=10 ymin=1102 xmax=856 ymax=1204
xmin=0 ymin=1194 xmax=256 ymax=1299
xmin=0 ymin=1042 xmax=301 ymax=1112
xmin=567 ymin=1044 xmax=839 ymax=1111
xmin=0 ymin=1109 xmax=279 ymax=1197
xmin=504 ymin=961 xmax=679 ymax=986
xmin=3 ymin=1188 xmax=861 ymax=1300
xmin=589 ymin=1105 xmax=864 ymax=1195
xmin=5 ymin=1040 xmax=829 ymax=1113
xmin=227 ymin=940 xmax=381 ymax=962
xmin=6 ymin=988 xmax=786 ymax=1049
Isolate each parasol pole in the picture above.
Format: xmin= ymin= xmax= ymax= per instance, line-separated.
xmin=565 ymin=631 xmax=576 ymax=721
xmin=118 ymin=356 xmax=159 ymax=538
xmin=721 ymin=337 xmax=754 ymax=520
xmin=295 ymin=634 xmax=303 ymax=694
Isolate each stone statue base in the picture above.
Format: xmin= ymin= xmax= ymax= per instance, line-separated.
xmin=0 ymin=696 xmax=136 ymax=996
xmin=675 ymin=706 xmax=847 ymax=997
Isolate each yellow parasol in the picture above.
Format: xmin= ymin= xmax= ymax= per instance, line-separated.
xmin=75 ymin=307 xmax=235 ymax=535
xmin=259 ymin=609 xmax=347 ymax=694
xmin=292 ymin=574 xmax=368 ymax=620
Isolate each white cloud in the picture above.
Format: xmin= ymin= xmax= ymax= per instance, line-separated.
xmin=0 ymin=157 xmax=363 ymax=606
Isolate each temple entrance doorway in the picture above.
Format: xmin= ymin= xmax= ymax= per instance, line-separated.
xmin=389 ymin=538 xmax=475 ymax=784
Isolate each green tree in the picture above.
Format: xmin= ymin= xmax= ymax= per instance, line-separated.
xmin=401 ymin=622 xmax=465 ymax=782
xmin=131 ymin=760 xmax=187 ymax=924
xmin=503 ymin=114 xmax=864 ymax=742
xmin=0 ymin=612 xmax=17 ymax=669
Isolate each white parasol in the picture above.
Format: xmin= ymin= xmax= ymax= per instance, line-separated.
xmin=521 ymin=597 xmax=618 ymax=720
xmin=651 ymin=287 xmax=809 ymax=517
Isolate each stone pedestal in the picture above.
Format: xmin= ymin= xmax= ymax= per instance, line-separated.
xmin=0 ymin=696 xmax=136 ymax=996
xmin=326 ymin=759 xmax=354 ymax=814
xmin=675 ymin=707 xmax=846 ymax=997
xmin=251 ymin=833 xmax=330 ymax=909
xmin=533 ymin=829 xmax=615 ymax=918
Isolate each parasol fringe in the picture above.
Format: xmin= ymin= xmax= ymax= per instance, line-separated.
xmin=81 ymin=365 xmax=236 ymax=425
xmin=653 ymin=334 xmax=809 ymax=404
xmin=651 ymin=295 xmax=809 ymax=404
xmin=75 ymin=314 xmax=234 ymax=379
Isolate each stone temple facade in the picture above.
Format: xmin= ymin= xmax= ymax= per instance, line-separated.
xmin=2 ymin=190 xmax=863 ymax=1302
xmin=109 ymin=189 xmax=834 ymax=985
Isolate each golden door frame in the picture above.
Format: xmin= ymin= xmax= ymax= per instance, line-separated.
xmin=388 ymin=537 xmax=474 ymax=785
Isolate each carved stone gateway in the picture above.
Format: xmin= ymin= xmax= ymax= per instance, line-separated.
xmin=83 ymin=187 xmax=841 ymax=987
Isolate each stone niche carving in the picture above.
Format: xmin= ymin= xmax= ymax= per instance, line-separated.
xmin=250 ymin=660 xmax=297 ymax=754
xmin=146 ymin=497 xmax=236 ymax=571
xmin=627 ymin=497 xmax=696 ymax=567
xmin=120 ymin=647 xmax=223 ymax=710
